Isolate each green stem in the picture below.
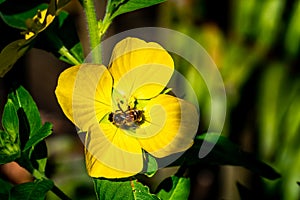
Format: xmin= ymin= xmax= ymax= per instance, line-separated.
xmin=33 ymin=169 xmax=71 ymax=200
xmin=83 ymin=0 xmax=101 ymax=63
xmin=45 ymin=31 xmax=81 ymax=65
xmin=58 ymin=46 xmax=81 ymax=65
xmin=98 ymin=13 xmax=112 ymax=40
xmin=51 ymin=185 xmax=72 ymax=200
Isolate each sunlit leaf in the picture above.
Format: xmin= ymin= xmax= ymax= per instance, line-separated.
xmin=2 ymin=99 xmax=19 ymax=142
xmin=70 ymin=42 xmax=84 ymax=63
xmin=30 ymin=141 xmax=48 ymax=175
xmin=23 ymin=122 xmax=52 ymax=155
xmin=0 ymin=100 xmax=21 ymax=164
xmin=107 ymin=0 xmax=166 ymax=20
xmin=156 ymin=176 xmax=190 ymax=200
xmin=0 ymin=39 xmax=33 ymax=77
xmin=22 ymin=0 xmax=70 ymax=41
xmin=0 ymin=4 xmax=48 ymax=30
xmin=9 ymin=179 xmax=54 ymax=200
xmin=144 ymin=153 xmax=158 ymax=177
xmin=93 ymin=178 xmax=134 ymax=200
xmin=0 ymin=131 xmax=20 ymax=164
xmin=284 ymin=0 xmax=300 ymax=58
xmin=94 ymin=178 xmax=160 ymax=200
xmin=132 ymin=180 xmax=160 ymax=200
xmin=8 ymin=85 xmax=42 ymax=138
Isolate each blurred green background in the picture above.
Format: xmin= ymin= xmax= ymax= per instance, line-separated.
xmin=0 ymin=0 xmax=300 ymax=199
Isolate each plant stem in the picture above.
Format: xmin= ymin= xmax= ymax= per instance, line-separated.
xmin=98 ymin=13 xmax=112 ymax=40
xmin=83 ymin=0 xmax=102 ymax=64
xmin=45 ymin=31 xmax=81 ymax=65
xmin=58 ymin=46 xmax=81 ymax=65
xmin=51 ymin=184 xmax=72 ymax=200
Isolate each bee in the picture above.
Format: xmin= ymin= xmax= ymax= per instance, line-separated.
xmin=109 ymin=104 xmax=144 ymax=129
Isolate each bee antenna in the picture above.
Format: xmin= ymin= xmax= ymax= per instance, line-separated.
xmin=117 ymin=103 xmax=124 ymax=112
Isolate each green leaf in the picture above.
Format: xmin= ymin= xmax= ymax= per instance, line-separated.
xmin=30 ymin=140 xmax=48 ymax=175
xmin=23 ymin=122 xmax=52 ymax=173
xmin=156 ymin=176 xmax=190 ymax=200
xmin=69 ymin=42 xmax=84 ymax=63
xmin=2 ymin=99 xmax=19 ymax=142
xmin=23 ymin=122 xmax=52 ymax=154
xmin=132 ymin=180 xmax=160 ymax=200
xmin=0 ymin=1 xmax=72 ymax=76
xmin=6 ymin=86 xmax=50 ymax=175
xmin=9 ymin=179 xmax=54 ymax=200
xmin=0 ymin=99 xmax=20 ymax=164
xmin=0 ymin=0 xmax=6 ymax=5
xmin=144 ymin=153 xmax=158 ymax=177
xmin=94 ymin=178 xmax=160 ymax=200
xmin=0 ymin=130 xmax=20 ymax=164
xmin=108 ymin=0 xmax=166 ymax=20
xmin=0 ymin=4 xmax=48 ymax=30
xmin=169 ymin=133 xmax=281 ymax=180
xmin=0 ymin=39 xmax=33 ymax=77
xmin=93 ymin=178 xmax=134 ymax=200
xmin=8 ymin=85 xmax=42 ymax=138
xmin=0 ymin=178 xmax=12 ymax=199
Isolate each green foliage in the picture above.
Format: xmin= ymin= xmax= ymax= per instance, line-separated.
xmin=2 ymin=99 xmax=19 ymax=142
xmin=144 ymin=153 xmax=158 ymax=177
xmin=284 ymin=0 xmax=300 ymax=58
xmin=258 ymin=63 xmax=300 ymax=199
xmin=156 ymin=176 xmax=190 ymax=200
xmin=10 ymin=179 xmax=54 ymax=200
xmin=44 ymin=11 xmax=83 ymax=65
xmin=0 ymin=86 xmax=58 ymax=199
xmin=132 ymin=180 xmax=160 ymax=200
xmin=106 ymin=0 xmax=166 ymax=20
xmin=0 ymin=100 xmax=20 ymax=164
xmin=170 ymin=133 xmax=280 ymax=180
xmin=0 ymin=4 xmax=48 ymax=30
xmin=0 ymin=129 xmax=20 ymax=164
xmin=8 ymin=86 xmax=42 ymax=138
xmin=92 ymin=132 xmax=280 ymax=200
xmin=0 ymin=178 xmax=12 ymax=199
xmin=93 ymin=178 xmax=160 ymax=200
xmin=0 ymin=0 xmax=76 ymax=77
xmin=23 ymin=122 xmax=52 ymax=157
xmin=0 ymin=39 xmax=34 ymax=77
xmin=93 ymin=178 xmax=134 ymax=200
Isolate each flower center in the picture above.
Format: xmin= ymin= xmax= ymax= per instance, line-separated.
xmin=108 ymin=105 xmax=144 ymax=130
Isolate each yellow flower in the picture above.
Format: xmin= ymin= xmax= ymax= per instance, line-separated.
xmin=55 ymin=37 xmax=199 ymax=178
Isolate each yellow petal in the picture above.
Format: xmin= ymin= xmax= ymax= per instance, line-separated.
xmin=55 ymin=64 xmax=112 ymax=129
xmin=85 ymin=151 xmax=138 ymax=178
xmin=85 ymin=120 xmax=143 ymax=178
xmin=109 ymin=37 xmax=174 ymax=102
xmin=55 ymin=65 xmax=79 ymax=123
xmin=137 ymin=94 xmax=199 ymax=158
